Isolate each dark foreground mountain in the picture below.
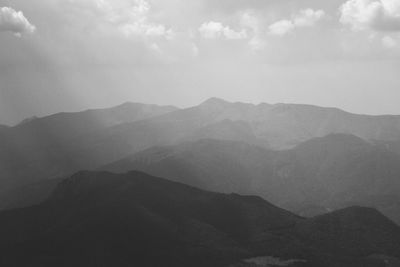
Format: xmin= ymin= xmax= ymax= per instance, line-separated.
xmin=102 ymin=134 xmax=400 ymax=224
xmin=0 ymin=171 xmax=399 ymax=267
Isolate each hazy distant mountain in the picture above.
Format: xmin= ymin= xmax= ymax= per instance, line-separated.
xmin=16 ymin=116 xmax=39 ymax=126
xmin=3 ymin=98 xmax=400 ymax=189
xmin=159 ymin=97 xmax=400 ymax=149
xmin=0 ymin=102 xmax=178 ymax=190
xmin=3 ymin=98 xmax=400 ymax=216
xmin=101 ymin=139 xmax=274 ymax=194
xmin=0 ymin=170 xmax=398 ymax=267
xmin=79 ymin=97 xmax=400 ymax=170
xmin=102 ymin=135 xmax=400 ymax=224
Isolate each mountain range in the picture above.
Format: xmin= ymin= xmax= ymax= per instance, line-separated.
xmin=0 ymin=171 xmax=399 ymax=267
xmin=2 ymin=98 xmax=400 ymax=266
xmin=3 ymin=97 xmax=400 ymax=190
xmin=101 ymin=134 xmax=400 ymax=224
xmin=1 ymin=99 xmax=400 ymax=217
xmin=0 ymin=102 xmax=177 ymax=189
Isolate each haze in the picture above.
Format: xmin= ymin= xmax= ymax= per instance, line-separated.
xmin=1 ymin=0 xmax=400 ymax=125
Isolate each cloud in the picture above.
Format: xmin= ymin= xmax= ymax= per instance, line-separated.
xmin=240 ymin=12 xmax=266 ymax=50
xmin=269 ymin=20 xmax=295 ymax=36
xmin=67 ymin=0 xmax=173 ymax=39
xmin=198 ymin=21 xmax=247 ymax=39
xmin=340 ymin=0 xmax=400 ymax=32
xmin=0 ymin=7 xmax=36 ymax=36
xmin=294 ymin=9 xmax=326 ymax=27
xmin=269 ymin=8 xmax=325 ymax=36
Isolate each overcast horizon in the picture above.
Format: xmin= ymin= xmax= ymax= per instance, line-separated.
xmin=1 ymin=0 xmax=400 ymax=125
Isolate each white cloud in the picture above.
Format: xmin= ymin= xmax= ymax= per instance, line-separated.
xmin=0 ymin=7 xmax=36 ymax=36
xmin=240 ymin=12 xmax=266 ymax=50
xmin=294 ymin=9 xmax=326 ymax=27
xmin=198 ymin=21 xmax=247 ymax=40
xmin=67 ymin=0 xmax=173 ymax=39
xmin=223 ymin=27 xmax=247 ymax=39
xmin=198 ymin=21 xmax=223 ymax=39
xmin=382 ymin=35 xmax=397 ymax=47
xmin=269 ymin=8 xmax=325 ymax=36
xmin=340 ymin=0 xmax=400 ymax=32
xmin=269 ymin=20 xmax=295 ymax=36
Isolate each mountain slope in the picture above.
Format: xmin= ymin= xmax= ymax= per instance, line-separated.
xmin=4 ymin=99 xmax=400 ymax=215
xmin=3 ymin=98 xmax=400 ymax=190
xmin=145 ymin=97 xmax=400 ymax=149
xmin=102 ymin=139 xmax=274 ymax=194
xmin=102 ymin=135 xmax=400 ymax=224
xmin=0 ymin=171 xmax=399 ymax=267
xmin=0 ymin=102 xmax=178 ymax=189
xmin=0 ymin=171 xmax=299 ymax=267
xmin=293 ymin=206 xmax=400 ymax=257
xmin=80 ymin=98 xmax=400 ymax=174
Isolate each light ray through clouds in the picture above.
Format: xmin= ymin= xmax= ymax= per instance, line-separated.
xmin=0 ymin=0 xmax=400 ymax=125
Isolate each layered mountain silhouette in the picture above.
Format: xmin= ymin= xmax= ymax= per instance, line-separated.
xmin=3 ymin=98 xmax=400 ymax=191
xmin=0 ymin=102 xmax=177 ymax=189
xmin=102 ymin=134 xmax=400 ymax=224
xmin=2 ymin=99 xmax=400 ymax=266
xmin=0 ymin=171 xmax=399 ymax=267
xmin=92 ymin=97 xmax=400 ymax=152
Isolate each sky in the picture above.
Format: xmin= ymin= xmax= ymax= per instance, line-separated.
xmin=0 ymin=0 xmax=400 ymax=125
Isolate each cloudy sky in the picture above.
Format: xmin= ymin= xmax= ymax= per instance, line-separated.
xmin=1 ymin=0 xmax=400 ymax=125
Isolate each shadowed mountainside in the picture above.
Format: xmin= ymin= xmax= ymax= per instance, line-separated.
xmin=102 ymin=134 xmax=400 ymax=224
xmin=0 ymin=171 xmax=399 ymax=267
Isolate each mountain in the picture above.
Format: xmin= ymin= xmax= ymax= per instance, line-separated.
xmin=0 ymin=124 xmax=9 ymax=133
xmin=375 ymin=139 xmax=400 ymax=156
xmin=0 ymin=102 xmax=178 ymax=189
xmin=3 ymin=99 xmax=400 ymax=214
xmin=0 ymin=170 xmax=399 ymax=267
xmin=149 ymin=97 xmax=400 ymax=149
xmin=0 ymin=178 xmax=63 ymax=211
xmin=16 ymin=116 xmax=39 ymax=126
xmin=102 ymin=135 xmax=400 ymax=224
xmin=3 ymin=98 xmax=400 ymax=190
xmin=102 ymin=139 xmax=274 ymax=194
xmin=77 ymin=97 xmax=400 ymax=175
xmin=293 ymin=206 xmax=400 ymax=257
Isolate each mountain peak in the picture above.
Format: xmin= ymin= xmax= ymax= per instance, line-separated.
xmin=200 ymin=97 xmax=230 ymax=106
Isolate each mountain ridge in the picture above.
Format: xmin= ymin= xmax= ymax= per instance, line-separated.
xmin=0 ymin=170 xmax=399 ymax=267
xmin=101 ymin=134 xmax=400 ymax=224
xmin=0 ymin=102 xmax=178 ymax=189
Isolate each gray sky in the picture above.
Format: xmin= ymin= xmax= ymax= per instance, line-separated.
xmin=1 ymin=0 xmax=400 ymax=125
